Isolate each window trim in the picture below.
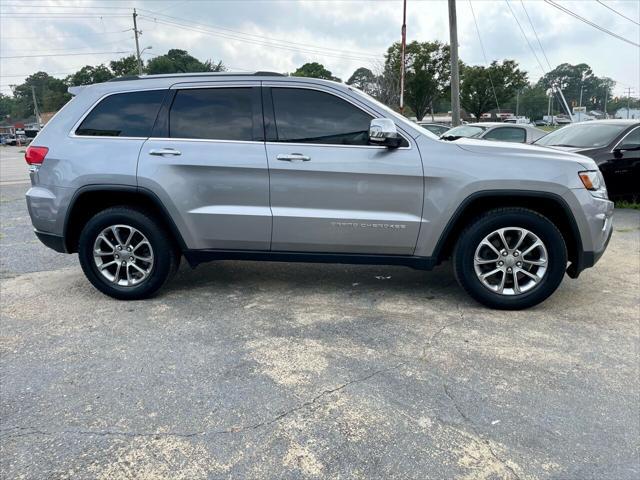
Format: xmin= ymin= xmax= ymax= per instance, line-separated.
xmin=70 ymin=87 xmax=168 ymax=140
xmin=163 ymin=85 xmax=263 ymax=143
xmin=263 ymin=83 xmax=412 ymax=150
xmin=611 ymin=125 xmax=640 ymax=153
xmin=482 ymin=126 xmax=527 ymax=143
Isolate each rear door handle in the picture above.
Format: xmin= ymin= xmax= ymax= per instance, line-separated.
xmin=149 ymin=148 xmax=181 ymax=156
xmin=276 ymin=153 xmax=311 ymax=162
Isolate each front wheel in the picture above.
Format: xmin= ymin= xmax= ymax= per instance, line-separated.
xmin=453 ymin=208 xmax=567 ymax=310
xmin=78 ymin=207 xmax=179 ymax=300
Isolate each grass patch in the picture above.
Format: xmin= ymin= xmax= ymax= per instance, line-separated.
xmin=615 ymin=200 xmax=640 ymax=210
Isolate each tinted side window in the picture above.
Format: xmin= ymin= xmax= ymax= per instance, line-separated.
xmin=619 ymin=128 xmax=640 ymax=150
xmin=169 ymin=88 xmax=254 ymax=141
xmin=76 ymin=90 xmax=165 ymax=137
xmin=272 ymin=88 xmax=372 ymax=145
xmin=483 ymin=127 xmax=527 ymax=143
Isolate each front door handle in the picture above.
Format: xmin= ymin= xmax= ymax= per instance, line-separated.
xmin=149 ymin=148 xmax=181 ymax=156
xmin=276 ymin=153 xmax=311 ymax=162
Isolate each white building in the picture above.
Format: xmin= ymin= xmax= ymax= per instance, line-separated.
xmin=615 ymin=108 xmax=640 ymax=120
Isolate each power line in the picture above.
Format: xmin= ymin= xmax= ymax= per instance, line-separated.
xmin=595 ymin=0 xmax=640 ymax=27
xmin=1 ymin=40 xmax=132 ymax=55
xmin=137 ymin=8 xmax=380 ymax=59
xmin=0 ymin=28 xmax=133 ymax=41
xmin=0 ymin=51 xmax=130 ymax=59
xmin=519 ymin=0 xmax=552 ymax=70
xmin=505 ymin=0 xmax=546 ymax=74
xmin=505 ymin=0 xmax=571 ymax=117
xmin=0 ymin=2 xmax=133 ymax=9
xmin=544 ymin=0 xmax=640 ymax=48
xmin=0 ymin=71 xmax=77 ymax=78
xmin=1 ymin=15 xmax=129 ymax=19
xmin=468 ymin=0 xmax=502 ymax=113
xmin=138 ymin=16 xmax=381 ymax=62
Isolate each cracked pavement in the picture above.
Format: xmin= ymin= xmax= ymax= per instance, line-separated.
xmin=1 ymin=168 xmax=639 ymax=478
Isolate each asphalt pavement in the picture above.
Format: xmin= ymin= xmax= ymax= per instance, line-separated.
xmin=1 ymin=146 xmax=639 ymax=479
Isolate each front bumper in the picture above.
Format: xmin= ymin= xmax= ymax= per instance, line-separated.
xmin=34 ymin=230 xmax=67 ymax=253
xmin=564 ymin=189 xmax=614 ymax=278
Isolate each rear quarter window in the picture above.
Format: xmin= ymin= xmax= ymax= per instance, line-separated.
xmin=75 ymin=90 xmax=166 ymax=137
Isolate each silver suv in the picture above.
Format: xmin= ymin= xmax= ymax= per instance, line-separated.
xmin=25 ymin=72 xmax=613 ymax=309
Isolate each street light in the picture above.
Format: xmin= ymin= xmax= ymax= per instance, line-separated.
xmin=141 ymin=46 xmax=153 ymax=56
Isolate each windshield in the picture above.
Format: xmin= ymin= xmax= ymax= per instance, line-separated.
xmin=442 ymin=125 xmax=486 ymax=138
xmin=535 ymin=123 xmax=628 ymax=148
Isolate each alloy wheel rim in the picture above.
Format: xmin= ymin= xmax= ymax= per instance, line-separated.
xmin=92 ymin=224 xmax=154 ymax=287
xmin=473 ymin=227 xmax=548 ymax=296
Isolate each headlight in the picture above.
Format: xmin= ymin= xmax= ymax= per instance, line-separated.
xmin=579 ymin=170 xmax=608 ymax=199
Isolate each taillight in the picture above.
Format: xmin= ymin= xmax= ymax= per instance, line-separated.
xmin=25 ymin=146 xmax=49 ymax=165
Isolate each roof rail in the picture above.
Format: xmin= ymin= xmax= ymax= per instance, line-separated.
xmin=107 ymin=75 xmax=140 ymax=82
xmin=254 ymin=71 xmax=285 ymax=76
xmin=107 ymin=71 xmax=285 ymax=82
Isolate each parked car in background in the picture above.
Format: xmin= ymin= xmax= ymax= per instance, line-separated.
xmin=417 ymin=122 xmax=450 ymax=136
xmin=503 ymin=116 xmax=532 ymax=125
xmin=535 ymin=119 xmax=639 ymax=199
xmin=441 ymin=122 xmax=547 ymax=144
xmin=5 ymin=134 xmax=31 ymax=146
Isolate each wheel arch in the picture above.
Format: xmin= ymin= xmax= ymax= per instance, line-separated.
xmin=431 ymin=190 xmax=583 ymax=274
xmin=63 ymin=185 xmax=187 ymax=253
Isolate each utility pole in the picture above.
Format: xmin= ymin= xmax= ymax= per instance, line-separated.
xmin=133 ymin=9 xmax=143 ymax=75
xmin=399 ymin=0 xmax=407 ymax=115
xmin=547 ymin=91 xmax=551 ymax=122
xmin=624 ymin=87 xmax=634 ymax=119
xmin=515 ymin=89 xmax=520 ymax=117
xmin=603 ymin=84 xmax=608 ymax=118
xmin=31 ymin=86 xmax=41 ymax=126
xmin=448 ymin=0 xmax=461 ymax=126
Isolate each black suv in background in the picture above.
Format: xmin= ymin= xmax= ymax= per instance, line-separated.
xmin=535 ymin=120 xmax=640 ymax=199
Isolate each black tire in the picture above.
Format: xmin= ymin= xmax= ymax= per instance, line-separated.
xmin=453 ymin=208 xmax=567 ymax=310
xmin=78 ymin=206 xmax=179 ymax=300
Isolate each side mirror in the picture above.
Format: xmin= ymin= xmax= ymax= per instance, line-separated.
xmin=369 ymin=118 xmax=402 ymax=148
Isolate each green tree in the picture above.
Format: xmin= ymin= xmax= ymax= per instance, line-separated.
xmin=517 ymin=85 xmax=549 ymax=120
xmin=109 ymin=55 xmax=141 ymax=77
xmin=66 ymin=64 xmax=114 ymax=86
xmin=11 ymin=72 xmax=70 ymax=118
xmin=145 ymin=49 xmax=224 ymax=75
xmin=346 ymin=67 xmax=377 ymax=95
xmin=383 ymin=41 xmax=450 ymax=120
xmin=537 ymin=63 xmax=615 ymax=111
xmin=501 ymin=84 xmax=549 ymax=120
xmin=0 ymin=94 xmax=15 ymax=120
xmin=460 ymin=60 xmax=528 ymax=120
xmin=292 ymin=62 xmax=341 ymax=82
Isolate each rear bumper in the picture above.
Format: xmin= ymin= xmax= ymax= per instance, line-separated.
xmin=34 ymin=230 xmax=67 ymax=253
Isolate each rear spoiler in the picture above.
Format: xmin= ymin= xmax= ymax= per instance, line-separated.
xmin=68 ymin=85 xmax=86 ymax=96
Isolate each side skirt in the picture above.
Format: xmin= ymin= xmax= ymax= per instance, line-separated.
xmin=183 ymin=249 xmax=436 ymax=270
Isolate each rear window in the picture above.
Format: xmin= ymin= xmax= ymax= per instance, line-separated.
xmin=535 ymin=123 xmax=629 ymax=148
xmin=483 ymin=127 xmax=527 ymax=143
xmin=169 ymin=88 xmax=254 ymax=141
xmin=75 ymin=90 xmax=165 ymax=137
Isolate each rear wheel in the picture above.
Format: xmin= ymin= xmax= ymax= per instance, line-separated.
xmin=453 ymin=208 xmax=567 ymax=310
xmin=78 ymin=207 xmax=179 ymax=300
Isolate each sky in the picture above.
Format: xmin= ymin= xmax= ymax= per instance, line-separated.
xmin=1 ymin=0 xmax=639 ymax=98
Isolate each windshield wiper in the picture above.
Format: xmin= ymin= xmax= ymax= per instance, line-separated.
xmin=549 ymin=144 xmax=580 ymax=147
xmin=441 ymin=135 xmax=463 ymax=141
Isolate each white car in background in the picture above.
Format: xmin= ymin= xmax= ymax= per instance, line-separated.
xmin=441 ymin=122 xmax=547 ymax=144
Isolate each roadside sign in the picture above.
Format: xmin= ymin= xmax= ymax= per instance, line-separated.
xmin=573 ymin=106 xmax=587 ymax=113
